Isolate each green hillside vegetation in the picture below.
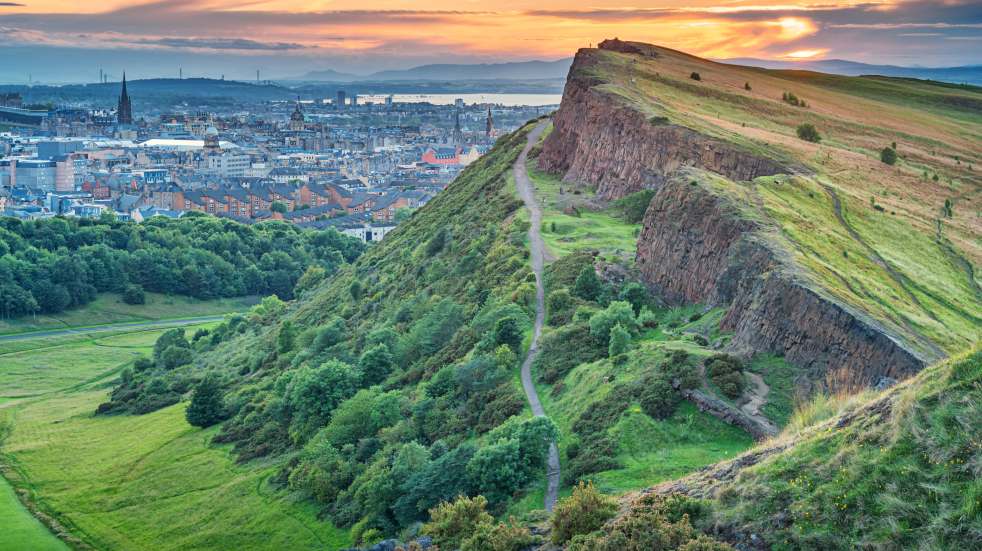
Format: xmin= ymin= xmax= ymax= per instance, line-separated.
xmin=574 ymin=45 xmax=981 ymax=357
xmin=0 ymin=213 xmax=364 ymax=319
xmin=1 ymin=318 xmax=351 ymax=550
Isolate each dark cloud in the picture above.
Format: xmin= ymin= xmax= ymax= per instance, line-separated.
xmin=0 ymin=2 xmax=25 ymax=6
xmin=130 ymin=37 xmax=308 ymax=51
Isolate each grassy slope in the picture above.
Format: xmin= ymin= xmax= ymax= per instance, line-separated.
xmin=0 ymin=292 xmax=259 ymax=336
xmin=577 ymin=45 xmax=981 ymax=356
xmin=0 ymin=475 xmax=69 ymax=551
xmin=706 ymin=349 xmax=982 ymax=550
xmin=1 ymin=313 xmax=349 ymax=549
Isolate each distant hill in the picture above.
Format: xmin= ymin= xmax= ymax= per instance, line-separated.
xmin=719 ymin=57 xmax=982 ymax=85
xmin=293 ymin=58 xmax=574 ymax=82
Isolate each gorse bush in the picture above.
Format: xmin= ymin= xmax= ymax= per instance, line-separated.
xmin=880 ymin=146 xmax=898 ymax=165
xmin=796 ymin=123 xmax=821 ymax=143
xmin=551 ymin=481 xmax=619 ymax=544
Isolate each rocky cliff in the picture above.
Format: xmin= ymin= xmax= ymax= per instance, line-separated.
xmin=540 ymin=40 xmax=927 ymax=389
xmin=636 ymin=178 xmax=925 ymax=389
xmin=537 ymin=41 xmax=786 ymax=201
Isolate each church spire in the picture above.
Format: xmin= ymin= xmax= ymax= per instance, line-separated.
xmin=485 ymin=106 xmax=494 ymax=138
xmin=117 ymin=71 xmax=133 ymax=125
xmin=452 ymin=108 xmax=464 ymax=145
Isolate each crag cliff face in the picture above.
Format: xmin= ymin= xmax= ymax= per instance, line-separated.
xmin=538 ymin=40 xmax=927 ymax=389
xmin=537 ymin=43 xmax=786 ymax=201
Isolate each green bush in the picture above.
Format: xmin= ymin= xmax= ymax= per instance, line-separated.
xmin=639 ymin=375 xmax=682 ymax=420
xmin=608 ymin=323 xmax=631 ymax=357
xmin=551 ymin=481 xmax=619 ymax=544
xmin=185 ymin=375 xmax=225 ymax=428
xmin=796 ymin=123 xmax=821 ymax=143
xmin=462 ymin=516 xmax=539 ymax=551
xmin=611 ymin=190 xmax=656 ymax=224
xmin=158 ymin=345 xmax=192 ymax=369
xmin=880 ymin=146 xmax=897 ymax=165
xmin=122 ymin=283 xmax=145 ymax=305
xmin=422 ymin=495 xmax=494 ymax=550
xmin=589 ymin=301 xmax=639 ymax=346
xmin=573 ymin=265 xmax=603 ymax=302
xmin=535 ymin=323 xmax=604 ymax=384
xmin=547 ymin=288 xmax=575 ymax=326
xmin=706 ymin=354 xmax=745 ymax=399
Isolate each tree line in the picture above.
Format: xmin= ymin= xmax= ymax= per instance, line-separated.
xmin=0 ymin=213 xmax=365 ymax=318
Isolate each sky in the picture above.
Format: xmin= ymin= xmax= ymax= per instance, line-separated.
xmin=0 ymin=0 xmax=980 ymax=83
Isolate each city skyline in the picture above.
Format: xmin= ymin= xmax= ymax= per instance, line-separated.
xmin=0 ymin=0 xmax=980 ymax=83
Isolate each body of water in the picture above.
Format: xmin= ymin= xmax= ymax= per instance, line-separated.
xmin=355 ymin=93 xmax=562 ymax=107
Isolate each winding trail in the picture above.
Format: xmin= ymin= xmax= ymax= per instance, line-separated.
xmin=514 ymin=121 xmax=561 ymax=512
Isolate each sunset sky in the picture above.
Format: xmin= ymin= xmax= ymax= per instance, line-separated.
xmin=1 ymin=0 xmax=979 ymax=82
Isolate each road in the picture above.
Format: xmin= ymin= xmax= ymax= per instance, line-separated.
xmin=0 ymin=316 xmax=228 ymax=343
xmin=514 ymin=120 xmax=561 ymax=512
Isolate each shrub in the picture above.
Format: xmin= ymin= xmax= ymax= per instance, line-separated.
xmin=158 ymin=345 xmax=193 ymax=369
xmin=462 ymin=516 xmax=539 ymax=551
xmin=608 ymin=323 xmax=631 ymax=358
xmin=547 ymin=288 xmax=575 ymax=325
xmin=610 ymin=190 xmax=655 ymax=224
xmin=706 ymin=354 xmax=745 ymax=399
xmin=422 ymin=495 xmax=494 ymax=550
xmin=122 ymin=283 xmax=145 ymax=305
xmin=493 ymin=315 xmax=524 ymax=353
xmin=535 ymin=323 xmax=604 ymax=384
xmin=618 ymin=282 xmax=649 ymax=315
xmin=880 ymin=146 xmax=897 ymax=165
xmin=359 ymin=343 xmax=394 ymax=385
xmin=567 ymin=493 xmax=733 ymax=551
xmin=690 ymin=72 xmax=701 ymax=81
xmin=744 ymin=82 xmax=751 ymax=91
xmin=589 ymin=301 xmax=639 ymax=346
xmin=133 ymin=356 xmax=154 ymax=372
xmin=551 ymin=481 xmax=619 ymax=544
xmin=426 ymin=227 xmax=448 ymax=256
xmin=573 ymin=265 xmax=603 ymax=302
xmin=185 ymin=375 xmax=225 ymax=428
xmin=639 ymin=375 xmax=681 ymax=419
xmin=796 ymin=123 xmax=821 ymax=143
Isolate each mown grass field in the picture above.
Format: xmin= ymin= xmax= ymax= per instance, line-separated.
xmin=0 ymin=307 xmax=350 ymax=550
xmin=0 ymin=475 xmax=70 ymax=551
xmin=0 ymin=292 xmax=259 ymax=336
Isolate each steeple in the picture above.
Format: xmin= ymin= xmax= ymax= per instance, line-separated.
xmin=485 ymin=106 xmax=494 ymax=138
xmin=117 ymin=72 xmax=133 ymax=125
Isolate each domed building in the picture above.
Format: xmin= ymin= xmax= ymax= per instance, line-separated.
xmin=289 ymin=98 xmax=305 ymax=132
xmin=203 ymin=125 xmax=221 ymax=154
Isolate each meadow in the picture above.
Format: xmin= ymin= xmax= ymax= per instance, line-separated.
xmin=0 ymin=306 xmax=350 ymax=550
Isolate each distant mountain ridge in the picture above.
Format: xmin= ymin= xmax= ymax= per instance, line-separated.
xmin=719 ymin=57 xmax=982 ymax=85
xmin=291 ymin=58 xmax=574 ymax=82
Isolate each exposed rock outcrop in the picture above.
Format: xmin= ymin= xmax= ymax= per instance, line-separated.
xmin=537 ymin=46 xmax=786 ymax=201
xmin=636 ymin=179 xmax=926 ymax=389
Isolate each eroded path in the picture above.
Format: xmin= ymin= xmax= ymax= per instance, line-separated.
xmin=514 ymin=121 xmax=561 ymax=512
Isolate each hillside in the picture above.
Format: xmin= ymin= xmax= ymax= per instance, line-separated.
xmin=12 ymin=40 xmax=978 ymax=550
xmin=540 ymin=39 xmax=980 ymax=390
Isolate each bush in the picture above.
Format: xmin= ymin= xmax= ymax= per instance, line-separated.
xmin=535 ymin=323 xmax=605 ymax=384
xmin=880 ymin=146 xmax=897 ymax=165
xmin=706 ymin=354 xmax=745 ymax=399
xmin=608 ymin=323 xmax=631 ymax=358
xmin=589 ymin=301 xmax=639 ymax=346
xmin=158 ymin=345 xmax=192 ymax=369
xmin=796 ymin=123 xmax=821 ymax=143
xmin=551 ymin=481 xmax=619 ymax=544
xmin=493 ymin=315 xmax=524 ymax=353
xmin=122 ymin=284 xmax=145 ymax=305
xmin=185 ymin=375 xmax=225 ymax=428
xmin=573 ymin=265 xmax=603 ymax=302
xmin=422 ymin=495 xmax=494 ymax=550
xmin=462 ymin=516 xmax=539 ymax=551
xmin=618 ymin=282 xmax=649 ymax=315
xmin=567 ymin=493 xmax=733 ymax=551
xmin=610 ymin=190 xmax=655 ymax=224
xmin=547 ymin=288 xmax=575 ymax=325
xmin=690 ymin=72 xmax=701 ymax=81
xmin=639 ymin=375 xmax=681 ymax=420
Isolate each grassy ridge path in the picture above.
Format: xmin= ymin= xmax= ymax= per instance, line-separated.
xmin=514 ymin=120 xmax=561 ymax=512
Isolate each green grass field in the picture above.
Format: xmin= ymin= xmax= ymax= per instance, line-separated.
xmin=528 ymin=165 xmax=640 ymax=261
xmin=0 ymin=306 xmax=351 ymax=550
xmin=0 ymin=475 xmax=70 ymax=551
xmin=0 ymin=292 xmax=259 ymax=336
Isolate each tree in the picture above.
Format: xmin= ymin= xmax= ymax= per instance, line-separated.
xmin=493 ymin=316 xmax=523 ymax=353
xmin=270 ymin=200 xmax=288 ymax=214
xmin=278 ymin=320 xmax=296 ymax=353
xmin=618 ymin=282 xmax=649 ymax=315
xmin=186 ymin=375 xmax=225 ymax=427
xmin=572 ymin=265 xmax=602 ymax=302
xmin=608 ymin=323 xmax=631 ymax=357
xmin=589 ymin=301 xmax=639 ymax=346
xmin=551 ymin=481 xmax=618 ymax=544
xmin=122 ymin=283 xmax=145 ymax=305
xmin=706 ymin=354 xmax=745 ymax=399
xmin=283 ymin=359 xmax=361 ymax=443
xmin=426 ymin=227 xmax=448 ymax=256
xmin=158 ymin=345 xmax=192 ymax=369
xmin=359 ymin=344 xmax=395 ymax=385
xmin=796 ymin=123 xmax=821 ymax=143
xmin=349 ymin=280 xmax=363 ymax=300
xmin=880 ymin=146 xmax=897 ymax=165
